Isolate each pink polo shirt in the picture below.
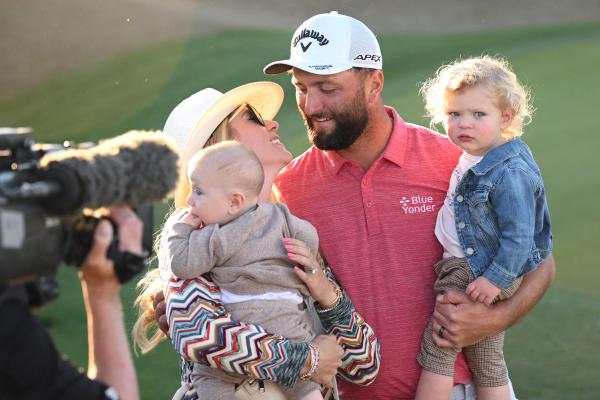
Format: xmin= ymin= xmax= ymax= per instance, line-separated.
xmin=276 ymin=107 xmax=471 ymax=399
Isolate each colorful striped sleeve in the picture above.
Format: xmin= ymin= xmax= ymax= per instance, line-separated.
xmin=316 ymin=262 xmax=381 ymax=386
xmin=164 ymin=258 xmax=380 ymax=389
xmin=164 ymin=274 xmax=309 ymax=388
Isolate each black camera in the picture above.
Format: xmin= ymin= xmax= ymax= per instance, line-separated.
xmin=0 ymin=127 xmax=179 ymax=305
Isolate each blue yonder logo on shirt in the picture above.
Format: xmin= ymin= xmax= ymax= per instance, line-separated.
xmin=399 ymin=195 xmax=437 ymax=214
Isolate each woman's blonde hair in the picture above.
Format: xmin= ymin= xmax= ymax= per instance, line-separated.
xmin=132 ymin=113 xmax=236 ymax=354
xmin=420 ymin=55 xmax=533 ymax=139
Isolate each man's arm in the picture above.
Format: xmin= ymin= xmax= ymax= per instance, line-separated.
xmin=81 ymin=207 xmax=141 ymax=400
xmin=432 ymin=254 xmax=556 ymax=348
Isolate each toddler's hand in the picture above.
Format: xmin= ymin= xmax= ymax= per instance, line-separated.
xmin=466 ymin=276 xmax=501 ymax=306
xmin=182 ymin=211 xmax=202 ymax=229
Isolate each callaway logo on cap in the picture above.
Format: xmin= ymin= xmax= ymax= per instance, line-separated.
xmin=263 ymin=11 xmax=383 ymax=75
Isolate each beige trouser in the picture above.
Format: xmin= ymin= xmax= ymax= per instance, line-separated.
xmin=417 ymin=257 xmax=522 ymax=387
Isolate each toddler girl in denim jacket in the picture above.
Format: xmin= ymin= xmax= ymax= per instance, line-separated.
xmin=415 ymin=56 xmax=553 ymax=400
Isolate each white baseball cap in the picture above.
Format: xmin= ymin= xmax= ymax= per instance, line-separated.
xmin=264 ymin=11 xmax=382 ymax=75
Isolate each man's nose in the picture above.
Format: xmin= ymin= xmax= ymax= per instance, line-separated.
xmin=302 ymin=91 xmax=324 ymax=116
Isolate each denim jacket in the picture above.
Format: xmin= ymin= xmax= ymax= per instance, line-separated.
xmin=454 ymin=138 xmax=553 ymax=288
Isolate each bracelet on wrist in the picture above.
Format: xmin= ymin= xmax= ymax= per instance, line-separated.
xmin=316 ymin=284 xmax=342 ymax=313
xmin=300 ymin=343 xmax=320 ymax=381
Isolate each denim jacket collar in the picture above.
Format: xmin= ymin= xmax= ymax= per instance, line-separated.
xmin=471 ymin=138 xmax=523 ymax=176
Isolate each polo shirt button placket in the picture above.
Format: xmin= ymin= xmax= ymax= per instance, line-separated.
xmin=361 ymin=174 xmax=380 ymax=235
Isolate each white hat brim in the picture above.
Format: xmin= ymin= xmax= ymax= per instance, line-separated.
xmin=263 ymin=59 xmax=352 ymax=75
xmin=174 ymin=81 xmax=284 ymax=207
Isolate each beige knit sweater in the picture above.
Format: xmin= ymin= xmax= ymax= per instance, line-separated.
xmin=161 ymin=203 xmax=319 ymax=297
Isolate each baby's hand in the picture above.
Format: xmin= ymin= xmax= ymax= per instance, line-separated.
xmin=182 ymin=211 xmax=202 ymax=229
xmin=465 ymin=276 xmax=502 ymax=306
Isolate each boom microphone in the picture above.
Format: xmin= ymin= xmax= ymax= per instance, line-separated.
xmin=37 ymin=130 xmax=179 ymax=214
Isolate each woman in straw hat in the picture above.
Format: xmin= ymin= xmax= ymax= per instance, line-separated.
xmin=133 ymin=82 xmax=380 ymax=400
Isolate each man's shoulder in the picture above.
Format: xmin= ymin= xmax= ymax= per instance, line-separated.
xmin=401 ymin=122 xmax=461 ymax=168
xmin=405 ymin=122 xmax=456 ymax=149
xmin=281 ymin=146 xmax=321 ymax=173
xmin=387 ymin=105 xmax=454 ymax=148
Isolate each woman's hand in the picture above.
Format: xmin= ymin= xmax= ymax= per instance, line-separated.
xmin=284 ymin=238 xmax=339 ymax=308
xmin=301 ymin=335 xmax=343 ymax=386
xmin=153 ymin=289 xmax=170 ymax=336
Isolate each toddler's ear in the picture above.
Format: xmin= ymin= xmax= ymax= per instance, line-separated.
xmin=501 ymin=108 xmax=516 ymax=131
xmin=229 ymin=192 xmax=246 ymax=214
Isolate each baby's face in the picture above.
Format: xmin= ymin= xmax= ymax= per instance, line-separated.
xmin=185 ymin=163 xmax=233 ymax=226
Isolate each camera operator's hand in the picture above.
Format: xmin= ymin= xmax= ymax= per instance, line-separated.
xmin=80 ymin=205 xmax=141 ymax=400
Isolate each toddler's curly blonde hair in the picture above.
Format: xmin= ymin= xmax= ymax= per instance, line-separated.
xmin=421 ymin=55 xmax=533 ymax=139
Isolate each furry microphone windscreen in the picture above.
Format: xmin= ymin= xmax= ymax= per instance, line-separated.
xmin=40 ymin=130 xmax=179 ymax=213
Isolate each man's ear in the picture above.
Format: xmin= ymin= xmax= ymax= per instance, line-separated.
xmin=366 ymin=70 xmax=384 ymax=103
xmin=229 ymin=192 xmax=246 ymax=214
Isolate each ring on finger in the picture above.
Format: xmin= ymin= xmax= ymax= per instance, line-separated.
xmin=438 ymin=325 xmax=446 ymax=339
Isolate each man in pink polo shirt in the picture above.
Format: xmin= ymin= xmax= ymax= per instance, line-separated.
xmin=264 ymin=12 xmax=556 ymax=400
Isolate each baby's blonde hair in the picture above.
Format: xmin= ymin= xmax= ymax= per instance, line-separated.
xmin=188 ymin=141 xmax=264 ymax=200
xmin=421 ymin=55 xmax=533 ymax=139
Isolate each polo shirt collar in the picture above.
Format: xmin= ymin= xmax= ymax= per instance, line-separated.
xmin=382 ymin=106 xmax=407 ymax=168
xmin=322 ymin=106 xmax=408 ymax=175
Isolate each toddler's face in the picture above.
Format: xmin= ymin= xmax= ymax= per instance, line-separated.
xmin=185 ymin=163 xmax=232 ymax=226
xmin=442 ymin=85 xmax=513 ymax=156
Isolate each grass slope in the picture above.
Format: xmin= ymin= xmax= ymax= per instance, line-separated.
xmin=2 ymin=21 xmax=599 ymax=399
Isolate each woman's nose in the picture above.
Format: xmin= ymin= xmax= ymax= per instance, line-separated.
xmin=265 ymin=119 xmax=279 ymax=131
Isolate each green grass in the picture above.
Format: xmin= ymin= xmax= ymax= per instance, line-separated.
xmin=2 ymin=20 xmax=600 ymax=399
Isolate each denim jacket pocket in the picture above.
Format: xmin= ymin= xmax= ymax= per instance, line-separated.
xmin=467 ymin=188 xmax=501 ymax=256
xmin=468 ymin=189 xmax=494 ymax=228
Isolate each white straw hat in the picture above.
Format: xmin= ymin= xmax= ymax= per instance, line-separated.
xmin=163 ymin=81 xmax=284 ymax=207
xmin=264 ymin=11 xmax=382 ymax=75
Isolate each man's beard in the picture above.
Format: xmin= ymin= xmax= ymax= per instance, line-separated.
xmin=303 ymin=94 xmax=369 ymax=151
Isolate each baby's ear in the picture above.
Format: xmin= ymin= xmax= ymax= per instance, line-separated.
xmin=229 ymin=192 xmax=246 ymax=214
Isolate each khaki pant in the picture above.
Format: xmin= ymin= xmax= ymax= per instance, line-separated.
xmin=417 ymin=257 xmax=522 ymax=387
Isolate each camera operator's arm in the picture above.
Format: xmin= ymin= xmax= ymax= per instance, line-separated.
xmin=80 ymin=206 xmax=141 ymax=400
